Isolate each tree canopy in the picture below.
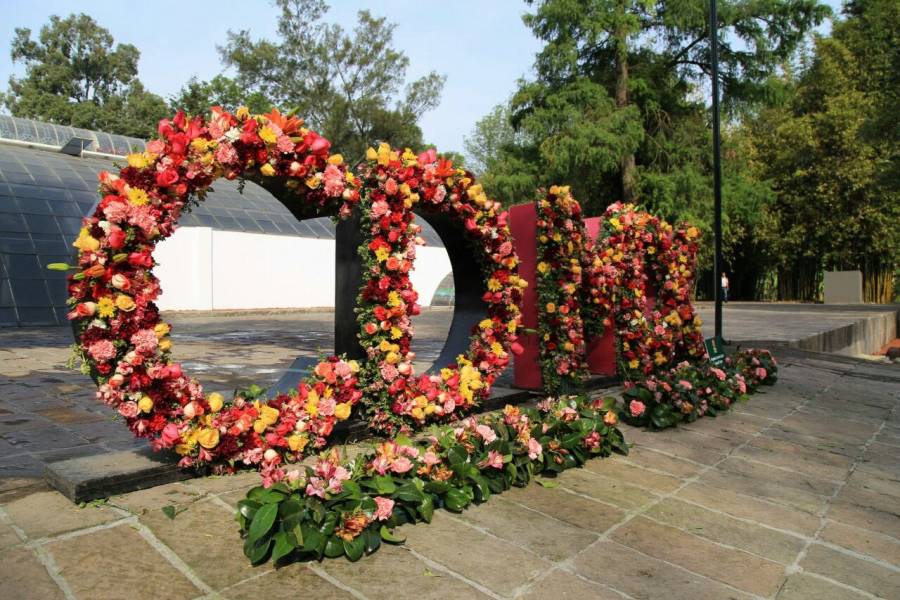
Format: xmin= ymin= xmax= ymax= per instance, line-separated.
xmin=210 ymin=0 xmax=446 ymax=160
xmin=4 ymin=13 xmax=168 ymax=138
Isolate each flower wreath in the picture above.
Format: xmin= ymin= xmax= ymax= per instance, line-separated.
xmin=585 ymin=202 xmax=706 ymax=380
xmin=346 ymin=143 xmax=525 ymax=436
xmin=534 ymin=186 xmax=591 ymax=393
xmin=66 ymin=109 xmax=522 ymax=484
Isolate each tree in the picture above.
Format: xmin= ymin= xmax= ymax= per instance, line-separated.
xmin=481 ymin=0 xmax=829 ymax=211
xmin=219 ymin=0 xmax=445 ymax=159
xmin=170 ymin=75 xmax=271 ymax=116
xmin=4 ymin=13 xmax=168 ymax=138
xmin=750 ymin=0 xmax=899 ymax=302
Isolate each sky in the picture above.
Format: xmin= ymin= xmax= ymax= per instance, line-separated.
xmin=0 ymin=0 xmax=843 ymax=154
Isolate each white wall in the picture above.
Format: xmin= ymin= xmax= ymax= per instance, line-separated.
xmin=154 ymin=227 xmax=451 ymax=311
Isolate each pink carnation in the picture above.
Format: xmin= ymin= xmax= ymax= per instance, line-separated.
xmin=373 ymin=496 xmax=394 ymax=521
xmin=102 ymin=200 xmax=130 ymax=223
xmin=323 ymin=164 xmax=344 ymax=197
xmin=88 ymin=339 xmax=117 ymax=362
xmin=130 ymin=329 xmax=158 ymax=355
xmin=677 ymin=380 xmax=693 ymax=390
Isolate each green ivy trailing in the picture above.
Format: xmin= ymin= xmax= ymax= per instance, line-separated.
xmin=619 ymin=348 xmax=778 ymax=429
xmin=236 ymin=396 xmax=627 ymax=565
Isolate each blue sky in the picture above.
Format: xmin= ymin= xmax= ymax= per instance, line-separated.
xmin=0 ymin=0 xmax=842 ymax=153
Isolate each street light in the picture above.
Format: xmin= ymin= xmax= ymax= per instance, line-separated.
xmin=710 ymin=0 xmax=724 ymax=341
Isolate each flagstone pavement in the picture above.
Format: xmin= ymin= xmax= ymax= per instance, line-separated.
xmin=0 ymin=314 xmax=899 ymax=598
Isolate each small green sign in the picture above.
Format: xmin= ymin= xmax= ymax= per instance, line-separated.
xmin=705 ymin=336 xmax=725 ymax=366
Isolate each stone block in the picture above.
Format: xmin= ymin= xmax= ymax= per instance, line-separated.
xmin=43 ymin=447 xmax=193 ymax=504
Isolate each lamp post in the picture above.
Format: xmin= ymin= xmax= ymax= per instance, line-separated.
xmin=710 ymin=0 xmax=724 ymax=341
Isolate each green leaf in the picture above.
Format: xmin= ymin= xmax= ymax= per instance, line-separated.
xmin=238 ymin=499 xmax=261 ymax=521
xmin=364 ymin=528 xmax=382 ymax=554
xmin=368 ymin=475 xmax=397 ymax=495
xmin=417 ymin=495 xmax=434 ymax=523
xmin=536 ymin=479 xmax=559 ymax=488
xmin=324 ymin=535 xmax=345 ymax=558
xmin=244 ymin=537 xmax=271 ymax=564
xmin=343 ymin=536 xmax=365 ymax=561
xmin=380 ymin=525 xmax=406 ymax=544
xmin=271 ymin=531 xmax=294 ymax=563
xmin=247 ymin=503 xmax=278 ymax=545
xmin=444 ymin=488 xmax=470 ymax=512
xmin=46 ymin=262 xmax=73 ymax=271
xmin=301 ymin=525 xmax=323 ymax=553
xmin=447 ymin=445 xmax=469 ymax=466
xmin=161 ymin=505 xmax=178 ymax=520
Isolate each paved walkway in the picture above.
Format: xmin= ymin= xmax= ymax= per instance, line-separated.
xmin=0 ymin=346 xmax=898 ymax=599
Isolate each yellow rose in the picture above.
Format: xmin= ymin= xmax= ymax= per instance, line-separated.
xmin=158 ymin=337 xmax=172 ymax=351
xmin=196 ymin=428 xmax=220 ymax=449
xmin=288 ymin=434 xmax=308 ymax=452
xmin=137 ymin=395 xmax=154 ymax=413
xmin=115 ymin=295 xmax=136 ymax=312
xmin=260 ymin=163 xmax=276 ymax=176
xmin=334 ymin=403 xmax=352 ymax=420
xmin=385 ymin=352 xmax=400 ymax=365
xmin=545 ymin=302 xmax=556 ymax=313
xmin=259 ymin=405 xmax=280 ymax=426
xmin=154 ymin=323 xmax=171 ymax=337
xmin=207 ymin=392 xmax=224 ymax=413
xmin=327 ymin=154 xmax=344 ymax=165
xmin=73 ymin=228 xmax=100 ymax=253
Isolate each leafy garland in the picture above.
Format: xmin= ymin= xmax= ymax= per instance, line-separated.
xmin=534 ymin=186 xmax=590 ymax=394
xmin=621 ymin=348 xmax=778 ymax=428
xmin=63 ymin=110 xmax=524 ymax=485
xmin=237 ymin=395 xmax=626 ymax=565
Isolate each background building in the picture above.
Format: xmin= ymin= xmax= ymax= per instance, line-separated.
xmin=0 ymin=116 xmax=452 ymax=327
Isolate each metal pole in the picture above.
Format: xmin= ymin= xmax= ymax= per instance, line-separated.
xmin=710 ymin=0 xmax=724 ymax=341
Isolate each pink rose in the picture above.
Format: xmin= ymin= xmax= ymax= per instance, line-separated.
xmin=384 ymin=178 xmax=399 ymax=196
xmin=159 ymin=423 xmax=181 ymax=447
xmin=391 ymin=456 xmax=413 ymax=474
xmin=373 ymin=496 xmax=395 ymax=521
xmin=422 ymin=451 xmax=441 ymax=466
xmin=629 ymin=400 xmax=646 ymax=417
xmin=678 ymin=380 xmax=693 ymax=390
xmin=755 ymin=367 xmax=767 ymax=379
xmin=475 ymin=424 xmax=497 ymax=443
xmin=527 ymin=438 xmax=543 ymax=460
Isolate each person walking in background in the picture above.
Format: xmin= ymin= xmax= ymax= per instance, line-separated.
xmin=721 ymin=272 xmax=730 ymax=303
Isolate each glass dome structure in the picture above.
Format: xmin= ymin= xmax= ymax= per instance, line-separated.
xmin=0 ymin=117 xmax=442 ymax=326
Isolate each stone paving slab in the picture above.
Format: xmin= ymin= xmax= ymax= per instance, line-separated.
xmin=0 ymin=346 xmax=896 ymax=599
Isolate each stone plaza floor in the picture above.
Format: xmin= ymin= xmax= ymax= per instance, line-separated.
xmin=0 ymin=305 xmax=898 ymax=598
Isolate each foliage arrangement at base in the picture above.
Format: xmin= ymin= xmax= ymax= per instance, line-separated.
xmin=62 ymin=108 xmax=523 ymax=482
xmin=620 ymin=349 xmax=778 ymax=429
xmin=535 ymin=186 xmax=592 ymax=393
xmin=236 ymin=396 xmax=626 ymax=565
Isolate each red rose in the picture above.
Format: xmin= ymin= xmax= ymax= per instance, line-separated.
xmin=156 ymin=168 xmax=179 ymax=187
xmin=108 ymin=228 xmax=126 ymax=249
